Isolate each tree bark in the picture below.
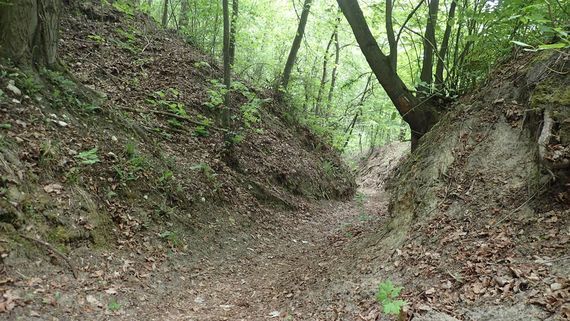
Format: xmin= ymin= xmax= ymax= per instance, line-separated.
xmin=419 ymin=0 xmax=439 ymax=94
xmin=337 ymin=0 xmax=437 ymax=150
xmin=179 ymin=0 xmax=189 ymax=30
xmin=435 ymin=0 xmax=457 ymax=90
xmin=222 ymin=0 xmax=231 ymax=127
xmin=281 ymin=0 xmax=313 ymax=89
xmin=315 ymin=29 xmax=335 ymax=115
xmin=229 ymin=0 xmax=238 ymax=66
xmin=0 ymin=0 xmax=61 ymax=69
xmin=161 ymin=0 xmax=169 ymax=28
xmin=325 ymin=27 xmax=340 ymax=112
xmin=386 ymin=0 xmax=397 ymax=71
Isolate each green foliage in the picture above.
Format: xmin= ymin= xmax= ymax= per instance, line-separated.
xmin=16 ymin=74 xmax=43 ymax=96
xmin=158 ymin=170 xmax=174 ymax=184
xmin=193 ymin=61 xmax=211 ymax=69
xmin=147 ymin=89 xmax=187 ymax=116
xmin=107 ymin=298 xmax=122 ymax=312
xmin=41 ymin=69 xmax=99 ymax=112
xmin=322 ymin=160 xmax=334 ymax=176
xmin=76 ymin=148 xmax=100 ymax=165
xmin=87 ymin=34 xmax=106 ymax=44
xmin=159 ymin=230 xmax=181 ymax=247
xmin=114 ymin=142 xmax=148 ymax=183
xmin=376 ymin=280 xmax=406 ymax=316
xmin=133 ymin=0 xmax=567 ymax=154
xmin=111 ymin=27 xmax=140 ymax=54
xmin=204 ymin=80 xmax=227 ymax=109
xmin=39 ymin=140 xmax=60 ymax=167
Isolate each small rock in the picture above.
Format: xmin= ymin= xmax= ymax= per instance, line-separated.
xmin=43 ymin=183 xmax=63 ymax=194
xmin=54 ymin=120 xmax=69 ymax=127
xmin=550 ymin=283 xmax=562 ymax=291
xmin=6 ymin=80 xmax=22 ymax=96
xmin=111 ymin=135 xmax=118 ymax=142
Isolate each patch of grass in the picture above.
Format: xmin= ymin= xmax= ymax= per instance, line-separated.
xmin=16 ymin=74 xmax=43 ymax=96
xmin=159 ymin=230 xmax=181 ymax=248
xmin=39 ymin=140 xmax=60 ymax=167
xmin=190 ymin=162 xmax=217 ymax=182
xmin=114 ymin=143 xmax=149 ymax=183
xmin=65 ymin=167 xmax=81 ymax=184
xmin=107 ymin=298 xmax=122 ymax=312
xmin=322 ymin=160 xmax=334 ymax=176
xmin=87 ymin=34 xmax=106 ymax=45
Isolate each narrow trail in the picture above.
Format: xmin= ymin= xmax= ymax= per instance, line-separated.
xmin=134 ymin=178 xmax=391 ymax=321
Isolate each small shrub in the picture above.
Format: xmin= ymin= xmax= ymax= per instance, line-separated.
xmin=376 ymin=280 xmax=407 ymax=316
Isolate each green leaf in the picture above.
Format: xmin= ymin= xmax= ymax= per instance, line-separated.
xmin=383 ymin=300 xmax=406 ymax=315
xmin=538 ymin=42 xmax=568 ymax=50
xmin=511 ymin=40 xmax=533 ymax=48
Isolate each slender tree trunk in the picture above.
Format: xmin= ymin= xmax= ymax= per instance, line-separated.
xmin=386 ymin=0 xmax=397 ymax=70
xmin=222 ymin=0 xmax=231 ymax=127
xmin=0 ymin=0 xmax=61 ymax=69
xmin=315 ymin=30 xmax=335 ymax=115
xmin=419 ymin=0 xmax=439 ymax=93
xmin=342 ymin=74 xmax=372 ymax=152
xmin=281 ymin=0 xmax=313 ymax=89
xmin=325 ymin=27 xmax=340 ymax=112
xmin=211 ymin=4 xmax=220 ymax=56
xmin=229 ymin=0 xmax=238 ymax=66
xmin=179 ymin=0 xmax=189 ymax=30
xmin=435 ymin=0 xmax=457 ymax=90
xmin=161 ymin=0 xmax=169 ymax=27
xmin=337 ymin=0 xmax=437 ymax=150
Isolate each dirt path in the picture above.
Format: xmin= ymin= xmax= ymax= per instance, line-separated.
xmin=137 ymin=186 xmax=390 ymax=321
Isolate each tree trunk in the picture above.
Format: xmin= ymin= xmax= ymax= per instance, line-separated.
xmin=222 ymin=0 xmax=231 ymax=127
xmin=161 ymin=0 xmax=169 ymax=28
xmin=386 ymin=0 xmax=397 ymax=71
xmin=0 ymin=0 xmax=61 ymax=69
xmin=325 ymin=27 xmax=340 ymax=112
xmin=281 ymin=0 xmax=313 ymax=89
xmin=419 ymin=0 xmax=439 ymax=94
xmin=179 ymin=0 xmax=189 ymax=30
xmin=435 ymin=0 xmax=457 ymax=90
xmin=315 ymin=30 xmax=335 ymax=115
xmin=229 ymin=0 xmax=238 ymax=66
xmin=337 ymin=0 xmax=437 ymax=150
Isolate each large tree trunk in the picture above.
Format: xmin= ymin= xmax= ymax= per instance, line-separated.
xmin=281 ymin=0 xmax=313 ymax=89
xmin=337 ymin=0 xmax=437 ymax=150
xmin=0 ymin=0 xmax=61 ymax=69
